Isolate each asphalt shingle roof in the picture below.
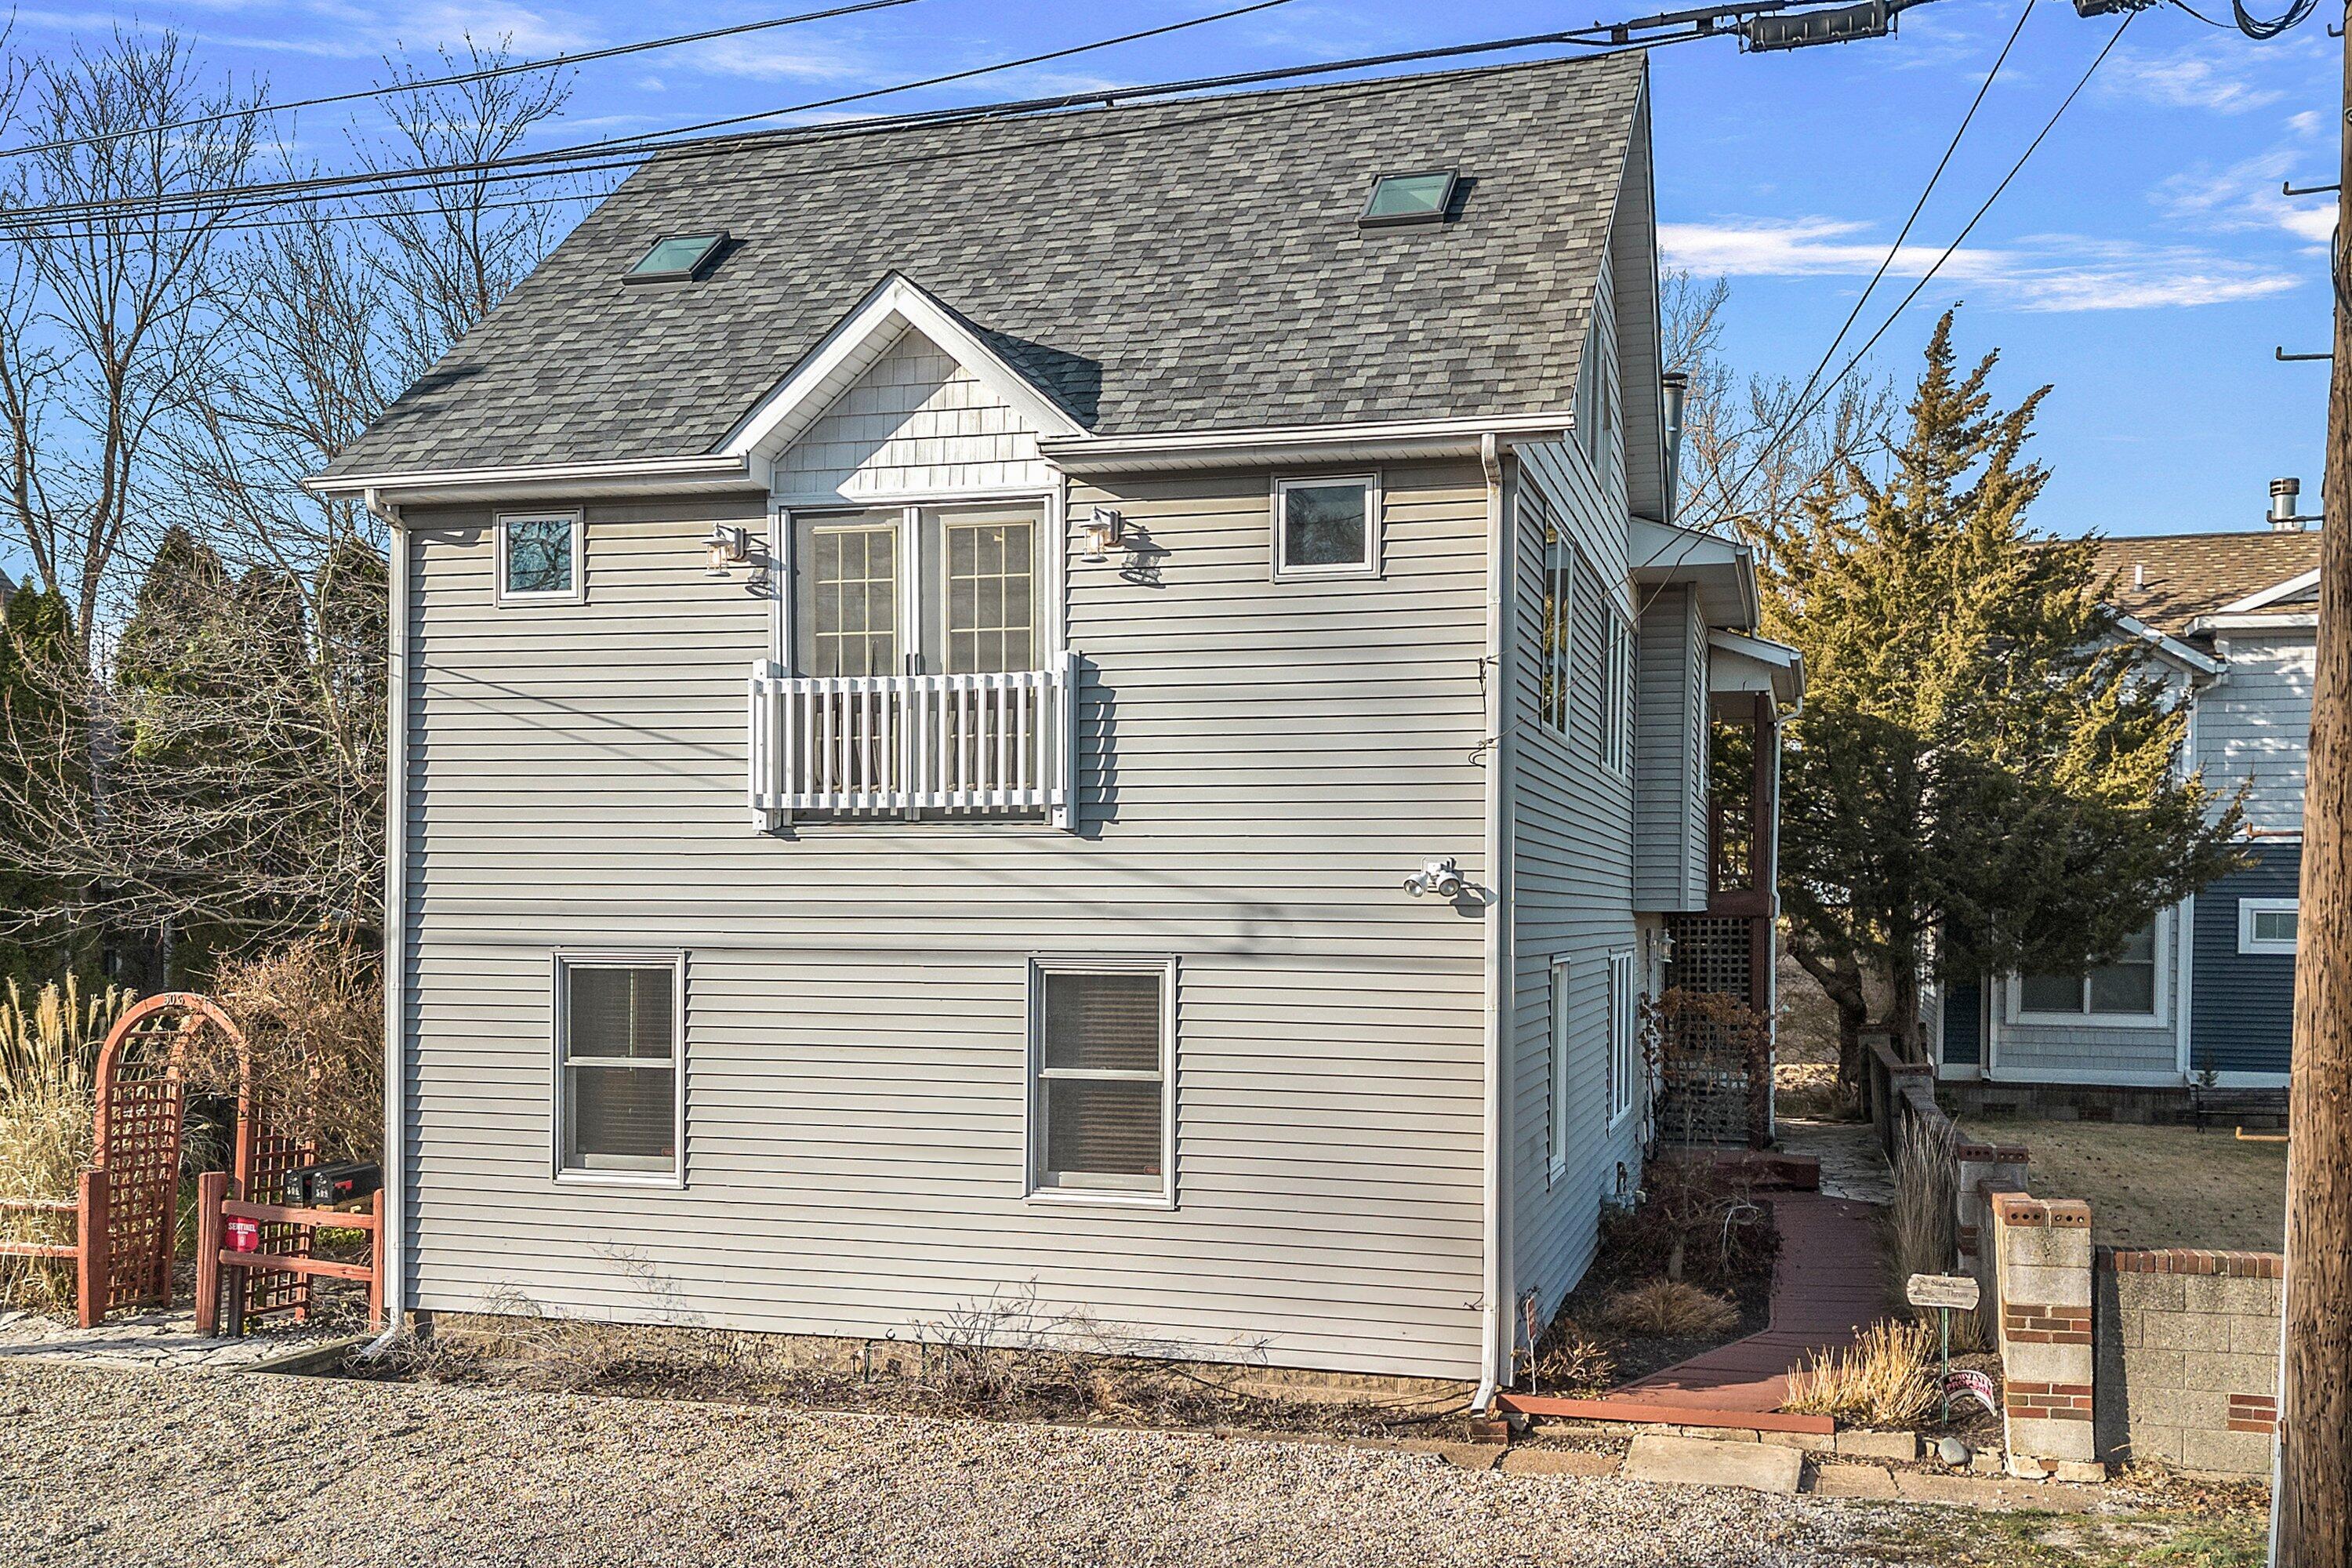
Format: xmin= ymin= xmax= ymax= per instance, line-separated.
xmin=325 ymin=53 xmax=1646 ymax=479
xmin=2083 ymin=531 xmax=2321 ymax=634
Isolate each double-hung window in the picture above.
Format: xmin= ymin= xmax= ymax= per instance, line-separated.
xmin=2240 ymin=898 xmax=2299 ymax=956
xmin=796 ymin=506 xmax=1044 ymax=676
xmin=1602 ymin=609 xmax=1634 ymax=774
xmin=1029 ymin=959 xmax=1175 ymax=1203
xmin=496 ymin=511 xmax=584 ymax=604
xmin=555 ymin=955 xmax=683 ymax=1182
xmin=1538 ymin=508 xmax=1575 ymax=735
xmin=2019 ymin=922 xmax=2162 ymax=1022
xmin=1606 ymin=950 xmax=1637 ymax=1127
xmin=1548 ymin=960 xmax=1571 ymax=1181
xmin=1272 ymin=474 xmax=1380 ymax=579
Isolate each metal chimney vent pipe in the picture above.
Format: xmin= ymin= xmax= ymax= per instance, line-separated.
xmin=1661 ymin=371 xmax=1690 ymax=525
xmin=2271 ymin=477 xmax=2307 ymax=532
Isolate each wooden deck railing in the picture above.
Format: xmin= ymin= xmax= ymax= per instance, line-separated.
xmin=749 ymin=655 xmax=1075 ymax=821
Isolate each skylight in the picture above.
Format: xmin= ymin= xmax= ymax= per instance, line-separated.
xmin=1359 ymin=170 xmax=1457 ymax=228
xmin=626 ymin=232 xmax=728 ymax=282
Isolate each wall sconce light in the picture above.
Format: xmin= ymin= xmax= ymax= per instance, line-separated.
xmin=1080 ymin=507 xmax=1125 ymax=562
xmin=704 ymin=524 xmax=751 ymax=578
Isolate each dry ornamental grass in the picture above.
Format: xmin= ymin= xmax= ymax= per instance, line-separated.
xmin=0 ymin=977 xmax=136 ymax=1311
xmin=1782 ymin=1319 xmax=1938 ymax=1426
xmin=1598 ymin=1280 xmax=1741 ymax=1339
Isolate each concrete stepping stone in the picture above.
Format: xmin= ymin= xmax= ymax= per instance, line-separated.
xmin=1625 ymin=1432 xmax=1804 ymax=1494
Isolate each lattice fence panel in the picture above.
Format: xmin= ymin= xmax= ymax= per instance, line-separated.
xmin=99 ymin=1073 xmax=184 ymax=1313
xmin=241 ymin=1120 xmax=317 ymax=1321
xmin=1664 ymin=915 xmax=1755 ymax=1004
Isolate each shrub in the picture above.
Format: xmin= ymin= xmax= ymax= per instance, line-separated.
xmin=1599 ymin=1279 xmax=1740 ymax=1338
xmin=197 ymin=938 xmax=383 ymax=1163
xmin=1784 ymin=1319 xmax=1938 ymax=1425
xmin=0 ymin=977 xmax=135 ymax=1311
xmin=1524 ymin=1312 xmax=1617 ymax=1393
xmin=1598 ymin=1156 xmax=1778 ymax=1299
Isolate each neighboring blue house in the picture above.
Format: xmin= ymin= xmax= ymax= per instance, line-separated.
xmin=1935 ymin=525 xmax=2320 ymax=1106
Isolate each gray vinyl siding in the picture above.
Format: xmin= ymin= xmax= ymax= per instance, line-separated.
xmin=1984 ymin=910 xmax=2182 ymax=1083
xmin=1632 ymin=585 xmax=1706 ymax=911
xmin=397 ymin=465 xmax=1493 ymax=1379
xmin=2190 ymin=841 xmax=2300 ymax=1076
xmin=1505 ymin=423 xmax=1643 ymax=1333
xmin=2198 ymin=630 xmax=2314 ymax=834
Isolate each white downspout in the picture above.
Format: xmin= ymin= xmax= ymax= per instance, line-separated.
xmin=1474 ymin=433 xmax=1515 ymax=1412
xmin=361 ymin=488 xmax=407 ymax=1359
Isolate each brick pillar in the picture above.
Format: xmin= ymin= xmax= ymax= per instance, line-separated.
xmin=1991 ymin=1192 xmax=2096 ymax=1470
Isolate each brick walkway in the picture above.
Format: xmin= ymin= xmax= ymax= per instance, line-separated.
xmin=1607 ymin=1193 xmax=1889 ymax=1414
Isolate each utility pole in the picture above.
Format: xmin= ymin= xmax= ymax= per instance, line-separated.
xmin=2275 ymin=10 xmax=2352 ymax=1561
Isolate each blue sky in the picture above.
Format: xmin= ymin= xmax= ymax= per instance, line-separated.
xmin=5 ymin=0 xmax=2336 ymax=539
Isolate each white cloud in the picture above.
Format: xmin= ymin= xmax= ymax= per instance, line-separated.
xmin=1660 ymin=216 xmax=2299 ymax=311
xmin=2101 ymin=48 xmax=2285 ymax=114
xmin=2162 ymin=149 xmax=2336 ymax=245
xmin=674 ymin=37 xmax=869 ymax=83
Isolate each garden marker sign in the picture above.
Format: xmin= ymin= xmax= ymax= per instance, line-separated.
xmin=1906 ymin=1275 xmax=1981 ymax=1424
xmin=1906 ymin=1274 xmax=1980 ymax=1311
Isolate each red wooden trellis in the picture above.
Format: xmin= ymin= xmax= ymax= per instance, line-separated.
xmin=0 ymin=993 xmax=315 ymax=1328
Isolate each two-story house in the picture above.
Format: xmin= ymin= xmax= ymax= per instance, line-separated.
xmin=1935 ymin=525 xmax=2320 ymax=1109
xmin=311 ymin=54 xmax=1799 ymax=1394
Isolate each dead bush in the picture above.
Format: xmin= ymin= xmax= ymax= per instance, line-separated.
xmin=1598 ymin=1279 xmax=1740 ymax=1338
xmin=1784 ymin=1319 xmax=1937 ymax=1426
xmin=1597 ymin=1156 xmax=1777 ymax=1300
xmin=1523 ymin=1308 xmax=1617 ymax=1393
xmin=1775 ymin=1060 xmax=1860 ymax=1122
xmin=193 ymin=938 xmax=382 ymax=1162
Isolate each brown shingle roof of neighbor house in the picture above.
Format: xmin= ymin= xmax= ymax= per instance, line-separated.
xmin=323 ymin=52 xmax=1647 ymax=480
xmin=2081 ymin=531 xmax=2322 ymax=634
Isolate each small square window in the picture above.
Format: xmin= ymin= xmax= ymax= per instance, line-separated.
xmin=556 ymin=956 xmax=682 ymax=1183
xmin=498 ymin=513 xmax=582 ymax=604
xmin=626 ymin=232 xmax=727 ymax=282
xmin=2241 ymin=898 xmax=2299 ymax=955
xmin=1359 ymin=169 xmax=1457 ymax=227
xmin=1272 ymin=475 xmax=1379 ymax=580
xmin=1029 ymin=960 xmax=1174 ymax=1203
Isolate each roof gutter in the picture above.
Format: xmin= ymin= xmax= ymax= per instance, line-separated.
xmin=1040 ymin=412 xmax=1574 ymax=476
xmin=2186 ymin=612 xmax=2319 ymax=635
xmin=2111 ymin=612 xmax=2227 ymax=677
xmin=304 ymin=452 xmax=771 ymax=506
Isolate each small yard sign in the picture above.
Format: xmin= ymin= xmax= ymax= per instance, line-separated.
xmin=1906 ymin=1273 xmax=1980 ymax=1312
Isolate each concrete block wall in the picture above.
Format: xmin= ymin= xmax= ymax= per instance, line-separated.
xmin=1989 ymin=1192 xmax=2096 ymax=1465
xmin=2093 ymin=1248 xmax=2282 ymax=1477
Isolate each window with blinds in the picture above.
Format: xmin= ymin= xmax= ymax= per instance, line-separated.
xmin=1537 ymin=505 xmax=1574 ymax=736
xmin=559 ymin=959 xmax=681 ymax=1178
xmin=1031 ymin=963 xmax=1172 ymax=1198
xmin=1548 ymin=959 xmax=1570 ymax=1181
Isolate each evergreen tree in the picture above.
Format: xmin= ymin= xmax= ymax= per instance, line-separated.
xmin=1761 ymin=313 xmax=2244 ymax=1082
xmin=0 ymin=583 xmax=86 ymax=987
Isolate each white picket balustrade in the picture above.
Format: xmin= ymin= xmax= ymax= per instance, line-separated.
xmin=749 ymin=656 xmax=1072 ymax=816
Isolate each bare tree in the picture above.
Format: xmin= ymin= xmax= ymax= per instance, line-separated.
xmin=1661 ymin=269 xmax=1899 ymax=554
xmin=0 ymin=31 xmax=260 ymax=645
xmin=359 ymin=39 xmax=596 ymax=387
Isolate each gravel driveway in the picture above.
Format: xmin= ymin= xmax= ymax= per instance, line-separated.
xmin=0 ymin=1363 xmax=1896 ymax=1567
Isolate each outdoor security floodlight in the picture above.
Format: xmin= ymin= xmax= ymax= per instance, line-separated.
xmin=1081 ymin=507 xmax=1126 ymax=562
xmin=1403 ymin=857 xmax=1466 ymax=898
xmin=704 ymin=524 xmax=752 ymax=577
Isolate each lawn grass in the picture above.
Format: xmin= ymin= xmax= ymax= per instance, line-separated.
xmin=1965 ymin=1119 xmax=2285 ymax=1253
xmin=1855 ymin=1508 xmax=2265 ymax=1568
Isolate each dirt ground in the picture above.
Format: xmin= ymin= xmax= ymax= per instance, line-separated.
xmin=1969 ymin=1119 xmax=2286 ymax=1253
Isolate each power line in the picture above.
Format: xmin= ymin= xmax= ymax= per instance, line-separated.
xmin=0 ymin=0 xmax=925 ymax=162
xmin=0 ymin=0 xmax=1311 ymax=229
xmin=1749 ymin=7 xmax=2140 ymax=512
xmin=0 ymin=0 xmax=1911 ymax=232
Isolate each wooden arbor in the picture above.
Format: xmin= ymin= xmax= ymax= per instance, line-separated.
xmin=0 ymin=993 xmax=314 ymax=1328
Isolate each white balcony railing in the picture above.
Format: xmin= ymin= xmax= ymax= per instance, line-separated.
xmin=749 ymin=655 xmax=1075 ymax=821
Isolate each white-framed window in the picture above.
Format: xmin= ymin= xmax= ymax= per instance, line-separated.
xmin=1027 ymin=956 xmax=1176 ymax=1206
xmin=794 ymin=503 xmax=1047 ymax=677
xmin=2240 ymin=898 xmax=2300 ymax=956
xmin=553 ymin=953 xmax=684 ymax=1185
xmin=1606 ymin=949 xmax=1636 ymax=1126
xmin=496 ymin=511 xmax=585 ymax=605
xmin=1548 ymin=958 xmax=1571 ymax=1182
xmin=2016 ymin=919 xmax=2165 ymax=1024
xmin=1602 ymin=608 xmax=1634 ymax=775
xmin=1539 ymin=510 xmax=1575 ymax=735
xmin=1271 ymin=474 xmax=1380 ymax=580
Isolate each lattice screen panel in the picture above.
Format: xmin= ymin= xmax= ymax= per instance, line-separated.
xmin=1665 ymin=915 xmax=1755 ymax=1004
